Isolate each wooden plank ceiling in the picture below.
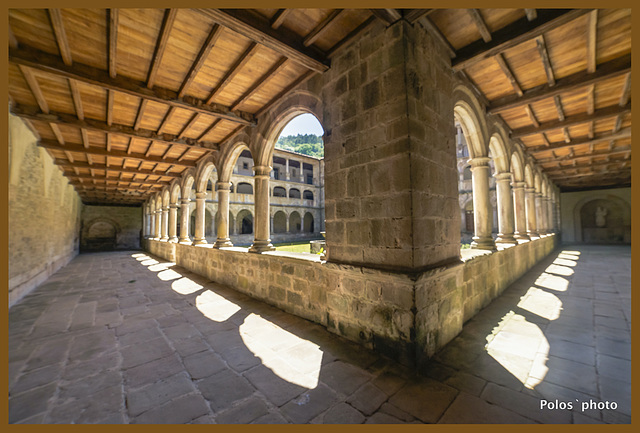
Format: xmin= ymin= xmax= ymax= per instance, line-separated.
xmin=8 ymin=8 xmax=631 ymax=205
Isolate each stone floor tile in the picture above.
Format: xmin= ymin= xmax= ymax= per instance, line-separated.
xmin=345 ymin=382 xmax=388 ymax=416
xmin=318 ymin=360 xmax=372 ymax=397
xmin=197 ymin=370 xmax=256 ymax=412
xmin=215 ymin=397 xmax=270 ymax=424
xmin=182 ymin=350 xmax=227 ymax=379
xmin=9 ymin=383 xmax=57 ymax=424
xmin=365 ymin=412 xmax=404 ymax=424
xmin=280 ymin=384 xmax=339 ymax=423
xmin=321 ymin=402 xmax=365 ymax=424
xmin=243 ymin=364 xmax=307 ymax=407
xmin=481 ymin=382 xmax=572 ymax=423
xmin=388 ymin=377 xmax=458 ymax=423
xmin=10 ymin=363 xmax=62 ymax=395
xmin=252 ymin=412 xmax=290 ymax=424
xmin=438 ymin=392 xmax=533 ymax=424
xmin=131 ymin=393 xmax=210 ymax=424
xmin=123 ymin=354 xmax=184 ymax=388
xmin=126 ymin=372 xmax=196 ymax=417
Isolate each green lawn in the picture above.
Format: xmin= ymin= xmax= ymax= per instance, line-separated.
xmin=273 ymin=241 xmax=314 ymax=254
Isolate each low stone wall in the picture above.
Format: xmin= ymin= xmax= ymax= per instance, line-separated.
xmin=144 ymin=234 xmax=557 ymax=368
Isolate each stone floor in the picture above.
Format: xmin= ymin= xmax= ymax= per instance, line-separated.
xmin=8 ymin=245 xmax=631 ymax=424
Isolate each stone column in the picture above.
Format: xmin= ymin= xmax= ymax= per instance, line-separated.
xmin=154 ymin=209 xmax=161 ymax=239
xmin=179 ymin=198 xmax=191 ymax=243
xmin=161 ymin=205 xmax=169 ymax=241
xmin=546 ymin=197 xmax=554 ymax=233
xmin=535 ymin=192 xmax=546 ymax=235
xmin=525 ymin=187 xmax=538 ymax=238
xmin=168 ymin=204 xmax=179 ymax=242
xmin=213 ymin=182 xmax=233 ymax=248
xmin=285 ymin=159 xmax=290 ymax=180
xmin=193 ymin=192 xmax=207 ymax=245
xmin=511 ymin=181 xmax=530 ymax=240
xmin=469 ymin=157 xmax=496 ymax=250
xmin=494 ymin=172 xmax=516 ymax=244
xmin=249 ymin=165 xmax=275 ymax=253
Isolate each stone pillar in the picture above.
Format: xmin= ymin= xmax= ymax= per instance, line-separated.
xmin=535 ymin=192 xmax=546 ymax=235
xmin=546 ymin=197 xmax=554 ymax=233
xmin=525 ymin=187 xmax=538 ymax=238
xmin=154 ymin=209 xmax=161 ymax=239
xmin=511 ymin=181 xmax=530 ymax=240
xmin=161 ymin=205 xmax=169 ymax=241
xmin=193 ymin=192 xmax=207 ymax=245
xmin=249 ymin=165 xmax=275 ymax=253
xmin=470 ymin=157 xmax=496 ymax=250
xmin=213 ymin=182 xmax=233 ymax=248
xmin=494 ymin=172 xmax=516 ymax=244
xmin=178 ymin=198 xmax=191 ymax=244
xmin=168 ymin=204 xmax=179 ymax=242
xmin=285 ymin=159 xmax=290 ymax=180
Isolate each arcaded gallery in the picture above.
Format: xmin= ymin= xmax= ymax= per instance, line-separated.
xmin=8 ymin=8 xmax=631 ymax=424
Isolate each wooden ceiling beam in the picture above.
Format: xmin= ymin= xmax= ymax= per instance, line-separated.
xmin=206 ymin=42 xmax=259 ymax=104
xmin=10 ymin=45 xmax=256 ymax=126
xmin=403 ymin=9 xmax=433 ymax=24
xmin=106 ymin=89 xmax=115 ymax=126
xmin=108 ymin=9 xmax=119 ymax=78
xmin=528 ymin=127 xmax=631 ymax=154
xmin=587 ymin=10 xmax=598 ymax=73
xmin=8 ymin=21 xmax=19 ymax=49
xmin=452 ymin=9 xmax=591 ymax=71
xmin=488 ymin=54 xmax=631 ymax=114
xmin=304 ymin=10 xmax=346 ymax=47
xmin=178 ymin=24 xmax=223 ymax=98
xmin=544 ymin=160 xmax=630 ymax=176
xmin=66 ymin=174 xmax=171 ymax=186
xmin=496 ymin=54 xmax=522 ymax=96
xmin=11 ymin=103 xmax=217 ymax=151
xmin=512 ymin=103 xmax=631 ymax=138
xmin=68 ymin=79 xmax=84 ymax=120
xmin=535 ymin=35 xmax=555 ymax=86
xmin=534 ymin=146 xmax=631 ymax=165
xmin=230 ymin=57 xmax=288 ymax=110
xmin=48 ymin=9 xmax=73 ymax=66
xmin=270 ymin=9 xmax=292 ymax=29
xmin=18 ymin=65 xmax=49 ymax=113
xmin=327 ymin=15 xmax=378 ymax=58
xmin=147 ymin=8 xmax=178 ymax=89
xmin=38 ymin=139 xmax=197 ymax=168
xmin=467 ymin=9 xmax=492 ymax=43
xmin=524 ymin=9 xmax=537 ymax=21
xmin=370 ymin=9 xmax=402 ymax=25
xmin=619 ymin=72 xmax=631 ymax=106
xmin=198 ymin=9 xmax=329 ymax=73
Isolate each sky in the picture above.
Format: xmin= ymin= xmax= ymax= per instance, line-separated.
xmin=278 ymin=113 xmax=324 ymax=138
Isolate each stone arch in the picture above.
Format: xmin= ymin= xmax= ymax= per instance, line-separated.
xmin=510 ymin=149 xmax=525 ymax=183
xmin=169 ymin=180 xmax=181 ymax=204
xmin=195 ymin=155 xmax=219 ymax=193
xmin=218 ymin=132 xmax=252 ymax=183
xmin=273 ymin=210 xmax=287 ymax=233
xmin=236 ymin=209 xmax=253 ymax=235
xmin=303 ymin=190 xmax=314 ymax=200
xmin=524 ymin=163 xmax=535 ymax=188
xmin=533 ymin=171 xmax=541 ymax=193
xmin=303 ymin=212 xmax=314 ymax=233
xmin=488 ymin=133 xmax=510 ymax=175
xmin=181 ymin=169 xmax=196 ymax=196
xmin=573 ymin=194 xmax=631 ymax=243
xmin=237 ymin=182 xmax=253 ymax=194
xmin=453 ymin=86 xmax=488 ymax=159
xmin=81 ymin=217 xmax=121 ymax=251
xmin=273 ymin=186 xmax=287 ymax=197
xmin=289 ymin=211 xmax=301 ymax=233
xmin=253 ymin=90 xmax=323 ymax=167
xmin=289 ymin=188 xmax=301 ymax=199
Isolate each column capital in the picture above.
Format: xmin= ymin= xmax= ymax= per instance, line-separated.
xmin=469 ymin=157 xmax=491 ymax=169
xmin=494 ymin=172 xmax=512 ymax=182
xmin=180 ymin=197 xmax=191 ymax=205
xmin=195 ymin=191 xmax=207 ymax=199
xmin=511 ymin=181 xmax=526 ymax=189
xmin=169 ymin=203 xmax=180 ymax=209
xmin=524 ymin=186 xmax=536 ymax=194
xmin=216 ymin=181 xmax=232 ymax=191
xmin=253 ymin=165 xmax=272 ymax=177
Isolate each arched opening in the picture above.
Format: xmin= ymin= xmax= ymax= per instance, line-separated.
xmin=236 ymin=210 xmax=253 ymax=235
xmin=237 ymin=182 xmax=253 ymax=195
xmin=578 ymin=198 xmax=630 ymax=244
xmin=303 ymin=190 xmax=314 ymax=200
xmin=462 ymin=165 xmax=472 ymax=180
xmin=289 ymin=188 xmax=301 ymax=199
xmin=273 ymin=211 xmax=287 ymax=233
xmin=273 ymin=186 xmax=287 ymax=197
xmin=454 ymin=120 xmax=474 ymax=247
xmin=289 ymin=211 xmax=301 ymax=233
xmin=204 ymin=210 xmax=213 ymax=237
xmin=464 ymin=201 xmax=474 ymax=233
xmin=304 ymin=212 xmax=314 ymax=233
xmin=82 ymin=220 xmax=118 ymax=252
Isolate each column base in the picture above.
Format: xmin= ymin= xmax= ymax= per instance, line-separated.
xmin=471 ymin=236 xmax=496 ymax=251
xmin=514 ymin=233 xmax=531 ymax=241
xmin=169 ymin=236 xmax=179 ymax=243
xmin=192 ymin=238 xmax=207 ymax=245
xmin=213 ymin=239 xmax=234 ymax=249
xmin=495 ymin=234 xmax=517 ymax=245
xmin=161 ymin=236 xmax=169 ymax=242
xmin=527 ymin=231 xmax=540 ymax=239
xmin=249 ymin=240 xmax=276 ymax=253
xmin=178 ymin=238 xmax=192 ymax=244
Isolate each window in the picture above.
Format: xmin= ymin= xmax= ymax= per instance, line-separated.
xmin=243 ymin=162 xmax=249 ymax=170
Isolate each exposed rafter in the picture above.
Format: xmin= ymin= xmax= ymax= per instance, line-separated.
xmin=370 ymin=9 xmax=402 ymax=25
xmin=147 ymin=8 xmax=178 ymax=89
xmin=48 ymin=9 xmax=72 ymax=66
xmin=467 ymin=9 xmax=492 ymax=43
xmin=270 ymin=9 xmax=292 ymax=29
xmin=10 ymin=45 xmax=256 ymax=126
xmin=206 ymin=42 xmax=258 ymax=105
xmin=535 ymin=35 xmax=555 ymax=86
xmin=304 ymin=10 xmax=345 ymax=47
xmin=108 ymin=9 xmax=119 ymax=78
xmin=178 ymin=24 xmax=223 ymax=98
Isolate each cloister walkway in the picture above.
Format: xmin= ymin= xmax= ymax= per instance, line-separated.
xmin=8 ymin=245 xmax=631 ymax=424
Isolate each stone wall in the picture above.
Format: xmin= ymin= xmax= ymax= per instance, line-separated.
xmin=560 ymin=188 xmax=631 ymax=244
xmin=8 ymin=113 xmax=82 ymax=306
xmin=145 ymin=235 xmax=557 ymax=368
xmin=80 ymin=205 xmax=142 ymax=251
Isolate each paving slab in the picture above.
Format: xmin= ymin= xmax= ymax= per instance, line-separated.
xmin=8 ymin=246 xmax=630 ymax=424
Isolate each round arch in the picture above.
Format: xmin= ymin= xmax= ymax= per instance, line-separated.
xmin=572 ymin=194 xmax=631 ymax=243
xmin=510 ymin=149 xmax=525 ymax=182
xmin=289 ymin=211 xmax=301 ymax=233
xmin=303 ymin=212 xmax=315 ymax=233
xmin=453 ymin=91 xmax=488 ymax=159
xmin=273 ymin=210 xmax=287 ymax=233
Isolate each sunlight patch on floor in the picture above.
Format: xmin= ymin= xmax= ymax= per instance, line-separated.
xmin=545 ymin=264 xmax=574 ymax=276
xmin=517 ymin=287 xmax=563 ymax=321
xmin=486 ymin=311 xmax=550 ymax=390
xmin=149 ymin=262 xmax=176 ymax=272
xmin=196 ymin=290 xmax=241 ymax=322
xmin=240 ymin=313 xmax=322 ymax=389
xmin=534 ymin=273 xmax=569 ymax=292
xmin=140 ymin=259 xmax=160 ymax=267
xmin=553 ymin=258 xmax=577 ymax=267
xmin=157 ymin=268 xmax=183 ymax=281
xmin=557 ymin=253 xmax=580 ymax=261
xmin=172 ymin=277 xmax=204 ymax=295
